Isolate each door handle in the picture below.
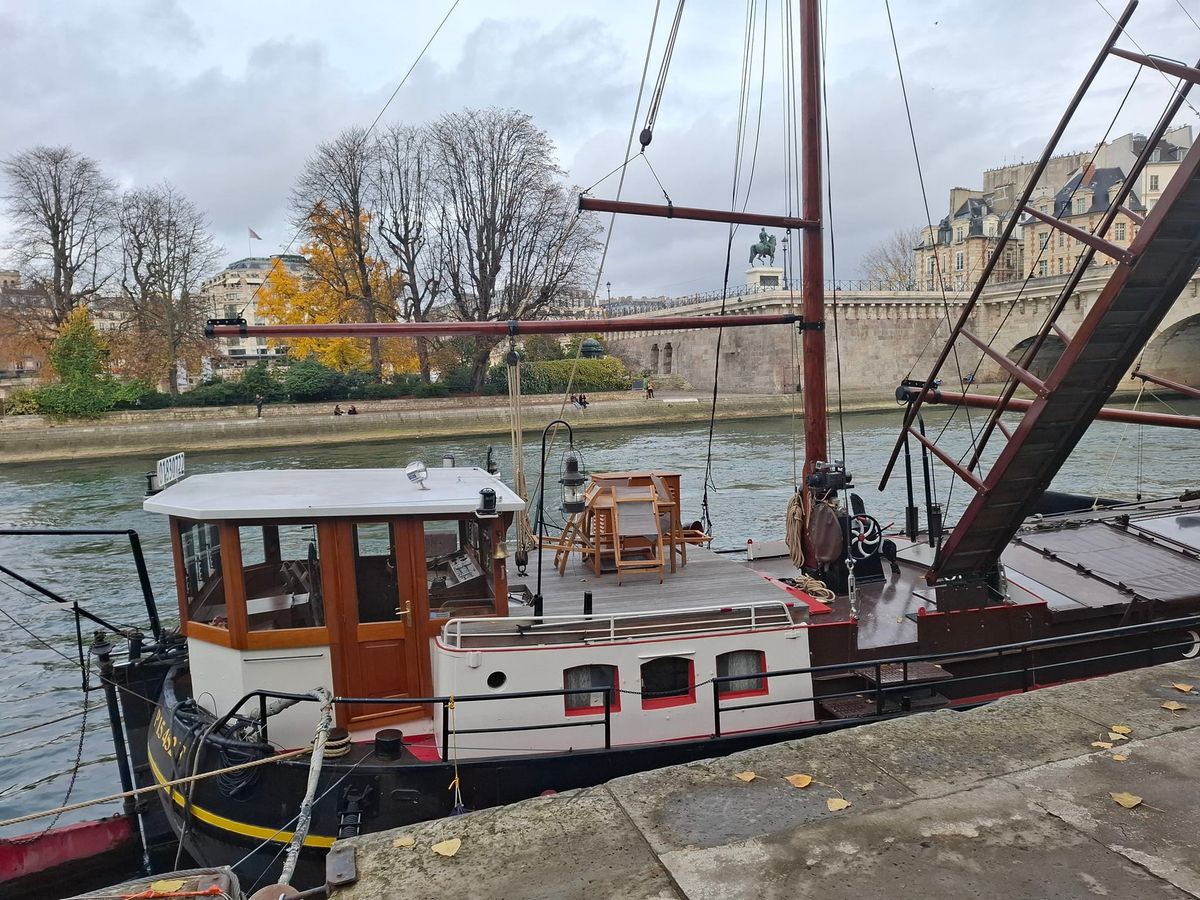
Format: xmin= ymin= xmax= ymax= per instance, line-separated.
xmin=396 ymin=602 xmax=413 ymax=627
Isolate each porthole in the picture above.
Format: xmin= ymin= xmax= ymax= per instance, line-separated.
xmin=486 ymin=671 xmax=507 ymax=689
xmin=1182 ymin=630 xmax=1200 ymax=660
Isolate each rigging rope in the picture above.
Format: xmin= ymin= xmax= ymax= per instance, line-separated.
xmin=641 ymin=0 xmax=687 ymax=148
xmin=234 ymin=0 xmax=461 ymax=319
xmin=507 ymin=352 xmax=535 ymax=552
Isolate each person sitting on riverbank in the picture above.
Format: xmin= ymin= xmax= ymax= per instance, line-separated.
xmin=333 ymin=404 xmax=344 ymax=416
xmin=347 ymin=404 xmax=358 ymax=415
xmin=578 ymin=394 xmax=589 ymax=409
xmin=570 ymin=394 xmax=580 ymax=408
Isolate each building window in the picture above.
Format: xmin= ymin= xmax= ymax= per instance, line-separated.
xmin=640 ymin=657 xmax=694 ymax=709
xmin=926 ymin=258 xmax=935 ymax=275
xmin=1149 ymin=174 xmax=1159 ymax=191
xmin=925 ymin=278 xmax=934 ymax=290
xmin=1057 ymin=258 xmax=1064 ymax=275
xmin=1038 ymin=260 xmax=1048 ymax=277
xmin=954 ymin=227 xmax=963 ymax=242
xmin=717 ymin=650 xmax=767 ymax=697
xmin=662 ymin=342 xmax=673 ymax=375
xmin=1039 ymin=232 xmax=1050 ymax=250
xmin=1057 ymin=232 xmax=1065 ymax=248
xmin=954 ymin=251 xmax=964 ymax=271
xmin=1115 ymin=222 xmax=1126 ymax=241
xmin=1074 ymin=197 xmax=1086 ymax=215
xmin=564 ymin=665 xmax=619 ymax=714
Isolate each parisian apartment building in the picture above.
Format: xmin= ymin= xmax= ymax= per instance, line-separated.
xmin=914 ymin=126 xmax=1193 ymax=291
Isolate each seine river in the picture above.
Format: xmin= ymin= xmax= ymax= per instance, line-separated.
xmin=1 ymin=403 xmax=1198 ymax=832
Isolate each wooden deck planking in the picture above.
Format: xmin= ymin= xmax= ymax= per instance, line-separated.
xmin=505 ymin=546 xmax=794 ymax=618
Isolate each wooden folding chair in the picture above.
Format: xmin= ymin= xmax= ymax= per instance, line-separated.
xmin=612 ymin=487 xmax=665 ymax=585
xmin=650 ymin=473 xmax=686 ymax=572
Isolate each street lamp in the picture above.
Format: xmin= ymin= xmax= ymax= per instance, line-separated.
xmin=534 ymin=419 xmax=588 ymax=618
xmin=605 ymin=281 xmax=611 ymax=304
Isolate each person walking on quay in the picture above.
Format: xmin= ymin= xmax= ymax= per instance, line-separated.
xmin=646 ymin=380 xmax=654 ymax=400
xmin=255 ymin=394 xmax=264 ymax=418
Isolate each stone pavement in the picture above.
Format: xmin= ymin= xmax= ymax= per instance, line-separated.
xmin=329 ymin=659 xmax=1200 ymax=899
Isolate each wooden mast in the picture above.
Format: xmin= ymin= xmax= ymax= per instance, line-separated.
xmin=798 ymin=0 xmax=827 ymax=479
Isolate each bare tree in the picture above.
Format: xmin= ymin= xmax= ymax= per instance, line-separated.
xmin=373 ymin=124 xmax=441 ymax=383
xmin=291 ymin=126 xmax=393 ymax=378
xmin=429 ymin=108 xmax=601 ymax=388
xmin=118 ymin=183 xmax=221 ymax=394
xmin=1 ymin=146 xmax=117 ymax=338
xmin=860 ymin=226 xmax=922 ymax=287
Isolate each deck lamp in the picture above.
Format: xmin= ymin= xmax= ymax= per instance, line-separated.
xmin=560 ymin=454 xmax=588 ymax=515
xmin=442 ymin=453 xmax=456 ymax=468
xmin=405 ymin=460 xmax=430 ymax=490
xmin=476 ymin=487 xmax=499 ymax=519
xmin=534 ymin=419 xmax=584 ymax=619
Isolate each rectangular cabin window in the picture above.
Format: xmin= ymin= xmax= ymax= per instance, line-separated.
xmin=424 ymin=519 xmax=494 ymax=615
xmin=352 ymin=523 xmax=402 ymax=623
xmin=178 ymin=521 xmax=226 ymax=627
xmin=717 ymin=650 xmax=767 ymax=696
xmin=564 ymin=664 xmax=619 ymax=714
xmin=238 ymin=524 xmax=325 ymax=631
xmin=641 ymin=656 xmax=695 ymax=709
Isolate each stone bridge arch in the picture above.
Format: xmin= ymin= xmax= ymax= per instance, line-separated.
xmin=1140 ymin=313 xmax=1200 ymax=385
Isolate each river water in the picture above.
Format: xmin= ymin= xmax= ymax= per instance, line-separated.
xmin=1 ymin=402 xmax=1198 ymax=833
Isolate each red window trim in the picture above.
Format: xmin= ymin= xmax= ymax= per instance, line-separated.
xmin=641 ymin=658 xmax=696 ymax=710
xmin=563 ymin=665 xmax=620 ymax=716
xmin=717 ymin=650 xmax=769 ymax=700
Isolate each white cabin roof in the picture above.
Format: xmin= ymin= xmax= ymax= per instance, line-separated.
xmin=143 ymin=467 xmax=526 ymax=520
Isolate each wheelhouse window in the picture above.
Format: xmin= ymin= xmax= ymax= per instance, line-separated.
xmin=717 ymin=650 xmax=767 ymax=696
xmin=424 ymin=519 xmax=494 ymax=615
xmin=238 ymin=524 xmax=325 ymax=631
xmin=178 ymin=521 xmax=225 ymax=627
xmin=641 ymin=656 xmax=694 ymax=709
xmin=564 ymin=664 xmax=619 ymax=714
xmin=352 ymin=523 xmax=401 ymax=623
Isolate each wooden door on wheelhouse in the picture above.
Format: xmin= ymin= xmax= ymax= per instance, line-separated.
xmin=328 ymin=520 xmax=429 ymax=727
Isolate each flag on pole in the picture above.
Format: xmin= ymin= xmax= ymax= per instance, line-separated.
xmin=248 ymin=227 xmax=262 ymax=241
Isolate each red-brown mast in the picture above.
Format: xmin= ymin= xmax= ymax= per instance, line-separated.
xmin=798 ymin=0 xmax=827 ymax=476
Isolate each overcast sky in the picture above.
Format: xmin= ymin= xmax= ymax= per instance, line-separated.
xmin=2 ymin=0 xmax=1198 ymax=296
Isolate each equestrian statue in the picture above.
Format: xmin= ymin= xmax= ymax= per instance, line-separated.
xmin=749 ymin=229 xmax=777 ymax=266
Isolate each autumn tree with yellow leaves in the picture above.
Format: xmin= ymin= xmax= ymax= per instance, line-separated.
xmin=257 ymin=206 xmax=417 ymax=375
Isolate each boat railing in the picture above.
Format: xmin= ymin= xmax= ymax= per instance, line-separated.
xmin=440 ymin=599 xmax=795 ymax=649
xmin=211 ymin=685 xmax=619 ymax=760
xmin=205 ymin=613 xmax=1200 ymax=759
xmin=711 ymin=612 xmax=1200 ymax=737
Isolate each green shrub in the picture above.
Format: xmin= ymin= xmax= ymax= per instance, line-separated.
xmin=283 ymin=357 xmax=348 ymax=403
xmin=482 ymin=357 xmax=630 ymax=395
xmin=111 ymin=380 xmax=173 ymax=410
xmin=414 ymin=381 xmax=450 ymax=398
xmin=34 ymin=379 xmax=115 ymax=419
xmin=239 ymin=362 xmax=286 ymax=402
xmin=4 ymin=389 xmax=40 ymax=415
xmin=443 ymin=365 xmax=477 ymax=394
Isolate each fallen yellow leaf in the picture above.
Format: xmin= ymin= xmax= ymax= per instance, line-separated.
xmin=826 ymin=797 xmax=851 ymax=812
xmin=1171 ymin=682 xmax=1194 ymax=693
xmin=785 ymin=774 xmax=813 ymax=789
xmin=1091 ymin=741 xmax=1113 ymax=749
xmin=1107 ymin=732 xmax=1127 ymax=742
xmin=1110 ymin=791 xmax=1143 ymax=809
xmin=393 ymin=836 xmax=416 ymax=849
xmin=1110 ymin=724 xmax=1132 ymax=735
xmin=1112 ymin=754 xmax=1128 ymax=761
xmin=1161 ymin=700 xmax=1187 ymax=712
xmin=733 ymin=771 xmax=759 ymax=783
xmin=431 ymin=837 xmax=462 ymax=857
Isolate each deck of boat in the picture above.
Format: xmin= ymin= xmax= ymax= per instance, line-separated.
xmin=505 ymin=545 xmax=797 ymax=619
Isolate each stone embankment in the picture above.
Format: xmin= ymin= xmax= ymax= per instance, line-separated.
xmin=0 ymin=390 xmax=893 ymax=465
xmin=330 ymin=659 xmax=1200 ymax=899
